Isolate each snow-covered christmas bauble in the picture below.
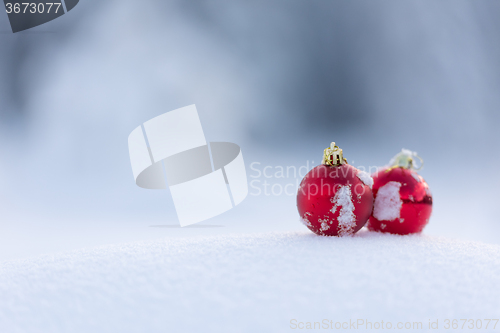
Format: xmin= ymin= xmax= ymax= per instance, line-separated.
xmin=297 ymin=142 xmax=374 ymax=236
xmin=367 ymin=149 xmax=433 ymax=235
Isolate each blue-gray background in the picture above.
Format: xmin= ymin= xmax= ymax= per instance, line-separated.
xmin=1 ymin=0 xmax=499 ymax=259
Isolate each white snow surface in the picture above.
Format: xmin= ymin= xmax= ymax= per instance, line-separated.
xmin=373 ymin=181 xmax=403 ymax=221
xmin=330 ymin=185 xmax=356 ymax=235
xmin=1 ymin=231 xmax=499 ymax=333
xmin=356 ymin=171 xmax=374 ymax=189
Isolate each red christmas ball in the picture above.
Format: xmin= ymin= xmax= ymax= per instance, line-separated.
xmin=297 ymin=143 xmax=374 ymax=236
xmin=367 ymin=150 xmax=433 ymax=235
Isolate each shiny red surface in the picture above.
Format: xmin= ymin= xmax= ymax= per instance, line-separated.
xmin=368 ymin=166 xmax=433 ymax=235
xmin=297 ymin=164 xmax=373 ymax=236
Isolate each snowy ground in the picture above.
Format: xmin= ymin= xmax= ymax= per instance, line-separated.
xmin=1 ymin=146 xmax=500 ymax=332
xmin=1 ymin=230 xmax=499 ymax=333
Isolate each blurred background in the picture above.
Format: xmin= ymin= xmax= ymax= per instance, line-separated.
xmin=1 ymin=0 xmax=500 ymax=260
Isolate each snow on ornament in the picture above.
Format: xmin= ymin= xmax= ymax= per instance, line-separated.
xmin=297 ymin=142 xmax=373 ymax=236
xmin=368 ymin=149 xmax=433 ymax=235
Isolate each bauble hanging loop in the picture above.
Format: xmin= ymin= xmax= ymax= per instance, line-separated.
xmin=322 ymin=142 xmax=348 ymax=166
xmin=387 ymin=149 xmax=424 ymax=171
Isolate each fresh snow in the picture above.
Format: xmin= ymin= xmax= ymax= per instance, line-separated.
xmin=373 ymin=181 xmax=403 ymax=221
xmin=0 ymin=231 xmax=499 ymax=333
xmin=318 ymin=216 xmax=331 ymax=232
xmin=300 ymin=212 xmax=313 ymax=228
xmin=330 ymin=185 xmax=356 ymax=235
xmin=356 ymin=171 xmax=374 ymax=189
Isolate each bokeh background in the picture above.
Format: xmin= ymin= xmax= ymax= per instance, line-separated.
xmin=1 ymin=0 xmax=500 ymax=260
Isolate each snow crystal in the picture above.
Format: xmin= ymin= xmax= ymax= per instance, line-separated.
xmin=373 ymin=181 xmax=402 ymax=221
xmin=411 ymin=172 xmax=422 ymax=183
xmin=300 ymin=212 xmax=313 ymax=227
xmin=330 ymin=185 xmax=356 ymax=236
xmin=356 ymin=171 xmax=374 ymax=189
xmin=319 ymin=216 xmax=331 ymax=232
